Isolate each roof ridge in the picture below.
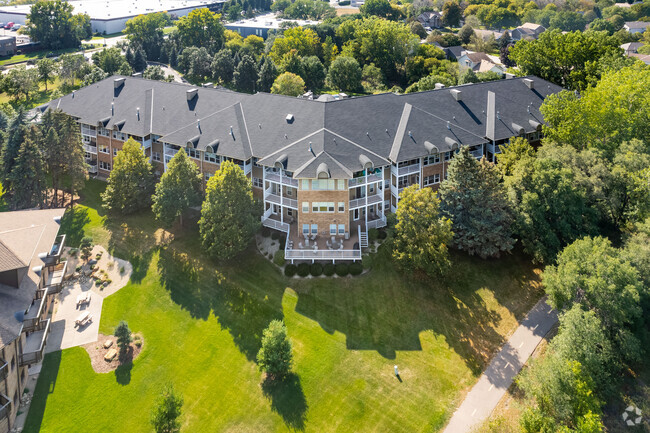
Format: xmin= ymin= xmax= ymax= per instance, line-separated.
xmin=324 ymin=128 xmax=389 ymax=163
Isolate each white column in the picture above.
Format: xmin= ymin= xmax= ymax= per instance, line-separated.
xmin=280 ymin=169 xmax=284 ymax=224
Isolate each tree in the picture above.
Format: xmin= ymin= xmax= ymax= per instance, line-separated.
xmin=58 ymin=54 xmax=86 ymax=88
xmin=150 ymin=384 xmax=183 ymax=433
xmin=152 ymin=150 xmax=202 ymax=227
xmin=442 ymin=1 xmax=462 ymax=27
xmin=199 ymin=160 xmax=260 ymax=260
xmin=9 ymin=126 xmax=45 ymax=209
xmin=458 ymin=68 xmax=479 ymax=84
xmin=79 ymin=236 xmax=93 ymax=262
xmin=143 ymin=65 xmax=170 ymax=82
xmin=549 ymin=11 xmax=587 ymax=32
xmin=393 ymin=185 xmax=453 ymax=276
xmin=0 ymin=109 xmax=27 ymax=188
xmin=498 ymin=136 xmax=536 ymax=177
xmin=256 ymin=320 xmax=293 ymax=380
xmin=505 ymin=155 xmax=598 ymax=263
xmin=124 ymin=12 xmax=170 ymax=60
xmin=361 ymin=63 xmax=385 ymax=92
xmin=27 ymin=0 xmax=91 ymax=49
xmin=327 ymin=56 xmax=362 ymax=92
xmin=543 ymin=236 xmax=644 ymax=362
xmin=177 ymin=8 xmax=225 ymax=53
xmin=257 ymin=55 xmax=278 ymax=92
xmin=101 ymin=138 xmax=155 ymax=215
xmin=439 ymin=147 xmax=514 ymax=258
xmin=1 ymin=66 xmax=39 ymax=101
xmin=212 ymin=49 xmax=235 ymax=84
xmin=271 ymin=72 xmax=305 ymax=96
xmin=114 ymin=320 xmax=132 ymax=356
xmin=36 ymin=58 xmax=57 ymax=91
xmin=131 ymin=45 xmax=148 ymax=72
xmin=360 ymin=0 xmax=394 ymax=19
xmin=269 ymin=27 xmax=321 ymax=64
xmin=82 ymin=66 xmax=108 ymax=86
xmin=234 ymin=54 xmax=258 ymax=93
xmin=499 ymin=31 xmax=514 ymax=67
xmin=300 ymin=56 xmax=325 ymax=91
xmin=186 ymin=46 xmax=212 ymax=79
xmin=410 ymin=21 xmax=427 ymax=39
xmin=92 ymin=47 xmax=130 ymax=75
xmin=283 ymin=0 xmax=336 ymax=20
xmin=458 ymin=24 xmax=474 ymax=44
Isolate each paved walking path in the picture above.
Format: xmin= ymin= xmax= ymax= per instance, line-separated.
xmin=443 ymin=297 xmax=558 ymax=433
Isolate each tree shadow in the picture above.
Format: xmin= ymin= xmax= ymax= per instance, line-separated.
xmin=261 ymin=373 xmax=308 ymax=431
xmin=157 ymin=243 xmax=286 ymax=361
xmin=115 ymin=347 xmax=134 ymax=385
xmin=23 ymin=351 xmax=62 ymax=433
xmin=60 ymin=206 xmax=90 ymax=247
xmin=104 ymin=215 xmax=159 ymax=283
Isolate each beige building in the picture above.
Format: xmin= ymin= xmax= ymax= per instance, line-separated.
xmin=0 ymin=209 xmax=66 ymax=433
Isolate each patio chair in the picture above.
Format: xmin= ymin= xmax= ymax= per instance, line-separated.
xmin=331 ymin=236 xmax=336 ymax=243
xmin=305 ymin=239 xmax=310 ymax=247
xmin=338 ymin=243 xmax=344 ymax=250
xmin=326 ymin=240 xmax=331 ymax=248
xmin=298 ymin=242 xmax=304 ymax=249
xmin=311 ymin=234 xmax=317 ymax=241
xmin=313 ymin=246 xmax=318 ymax=253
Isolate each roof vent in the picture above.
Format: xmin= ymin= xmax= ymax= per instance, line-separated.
xmin=512 ymin=123 xmax=525 ymax=135
xmin=444 ymin=137 xmax=459 ymax=150
xmin=53 ymin=216 xmax=61 ymax=223
xmin=450 ymin=89 xmax=462 ymax=101
xmin=111 ymin=102 xmax=114 ymax=116
xmin=132 ymin=72 xmax=142 ymax=78
xmin=202 ymin=82 xmax=213 ymax=88
xmin=286 ymin=114 xmax=294 ymax=123
xmin=186 ymin=88 xmax=198 ymax=101
xmin=424 ymin=141 xmax=438 ymax=154
xmin=275 ymin=154 xmax=288 ymax=169
xmin=523 ymin=78 xmax=534 ymax=89
xmin=32 ymin=265 xmax=42 ymax=274
xmin=435 ymin=83 xmax=445 ymax=90
xmin=308 ymin=141 xmax=313 ymax=153
xmin=359 ymin=154 xmax=373 ymax=171
xmin=38 ymin=252 xmax=48 ymax=260
xmin=317 ymin=163 xmax=330 ymax=179
xmin=136 ymin=107 xmax=140 ymax=121
xmin=114 ymin=77 xmax=126 ymax=88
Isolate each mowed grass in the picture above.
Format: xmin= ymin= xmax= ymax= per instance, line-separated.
xmin=25 ymin=179 xmax=543 ymax=432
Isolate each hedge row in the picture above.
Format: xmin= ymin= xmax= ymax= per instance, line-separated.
xmin=283 ymin=262 xmax=364 ymax=277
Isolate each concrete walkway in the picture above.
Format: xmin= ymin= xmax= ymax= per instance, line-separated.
xmin=443 ymin=297 xmax=558 ymax=433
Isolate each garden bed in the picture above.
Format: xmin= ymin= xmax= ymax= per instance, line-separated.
xmin=83 ymin=332 xmax=143 ymax=373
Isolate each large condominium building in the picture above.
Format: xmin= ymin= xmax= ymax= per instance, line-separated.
xmin=0 ymin=209 xmax=66 ymax=433
xmin=42 ymin=76 xmax=561 ymax=262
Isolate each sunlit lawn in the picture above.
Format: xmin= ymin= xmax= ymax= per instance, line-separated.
xmin=0 ymin=77 xmax=81 ymax=109
xmin=25 ymin=179 xmax=543 ymax=432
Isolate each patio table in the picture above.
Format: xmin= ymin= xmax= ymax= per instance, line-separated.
xmin=75 ymin=311 xmax=89 ymax=326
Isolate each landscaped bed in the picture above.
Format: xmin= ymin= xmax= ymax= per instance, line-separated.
xmin=83 ymin=332 xmax=143 ymax=374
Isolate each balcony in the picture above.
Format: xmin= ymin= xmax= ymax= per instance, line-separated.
xmin=349 ymin=193 xmax=383 ymax=210
xmin=42 ymin=234 xmax=65 ymax=267
xmin=87 ymin=160 xmax=97 ymax=174
xmin=83 ymin=143 xmax=98 ymax=154
xmin=264 ymin=187 xmax=298 ymax=209
xmin=23 ymin=288 xmax=49 ymax=333
xmin=392 ymin=162 xmax=421 ymax=176
xmin=348 ymin=172 xmax=383 ymax=188
xmin=366 ymin=211 xmax=387 ymax=229
xmin=20 ymin=319 xmax=50 ymax=366
xmin=0 ymin=393 xmax=9 ymax=421
xmin=261 ymin=216 xmax=290 ymax=233
xmin=0 ymin=359 xmax=7 ymax=382
xmin=45 ymin=260 xmax=67 ymax=294
xmin=265 ymin=170 xmax=299 ymax=187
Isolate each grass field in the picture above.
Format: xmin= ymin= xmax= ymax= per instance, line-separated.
xmin=0 ymin=45 xmax=101 ymax=67
xmin=24 ymin=179 xmax=544 ymax=432
xmin=0 ymin=77 xmax=80 ymax=109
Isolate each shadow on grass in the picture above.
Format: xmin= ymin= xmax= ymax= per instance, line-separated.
xmin=115 ymin=361 xmax=133 ymax=385
xmin=261 ymin=373 xmax=308 ymax=431
xmin=157 ymin=244 xmax=285 ymax=361
xmin=23 ymin=351 xmax=62 ymax=433
xmin=60 ymin=206 xmax=90 ymax=247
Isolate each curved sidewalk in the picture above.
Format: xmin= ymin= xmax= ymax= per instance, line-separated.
xmin=443 ymin=296 xmax=558 ymax=433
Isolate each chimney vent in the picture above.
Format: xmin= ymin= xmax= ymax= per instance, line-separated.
xmin=434 ymin=83 xmax=445 ymax=90
xmin=450 ymin=89 xmax=462 ymax=101
xmin=114 ymin=77 xmax=126 ymax=88
xmin=186 ymin=88 xmax=198 ymax=101
xmin=523 ymin=78 xmax=534 ymax=89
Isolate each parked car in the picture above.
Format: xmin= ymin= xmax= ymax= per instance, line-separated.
xmin=4 ymin=22 xmax=14 ymax=29
xmin=11 ymin=24 xmax=21 ymax=31
xmin=0 ymin=23 xmax=5 ymax=29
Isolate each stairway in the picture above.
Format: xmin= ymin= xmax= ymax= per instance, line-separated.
xmin=359 ymin=230 xmax=368 ymax=248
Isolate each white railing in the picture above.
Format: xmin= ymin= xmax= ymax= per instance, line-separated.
xmin=87 ymin=163 xmax=98 ymax=174
xmin=263 ymin=207 xmax=273 ymax=219
xmin=164 ymin=147 xmax=180 ymax=157
xmin=243 ymin=160 xmax=252 ymax=175
xmin=83 ymin=144 xmax=97 ymax=154
xmin=367 ymin=212 xmax=387 ymax=229
xmin=390 ymin=183 xmax=398 ymax=198
xmin=392 ymin=162 xmax=421 ymax=177
xmin=471 ymin=149 xmax=483 ymax=159
xmin=349 ymin=197 xmax=365 ymax=209
xmin=81 ymin=125 xmax=96 ymax=137
xmin=349 ymin=193 xmax=383 ymax=210
xmin=142 ymin=138 xmax=152 ymax=150
xmin=262 ymin=217 xmax=290 ymax=233
xmin=285 ymin=249 xmax=361 ymax=261
xmin=367 ymin=194 xmax=382 ymax=206
xmin=348 ymin=173 xmax=383 ymax=188
xmin=265 ymin=171 xmax=299 ymax=187
xmin=264 ymin=188 xmax=298 ymax=209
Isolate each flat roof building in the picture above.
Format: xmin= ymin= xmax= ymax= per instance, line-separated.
xmin=225 ymin=13 xmax=319 ymax=38
xmin=0 ymin=0 xmax=225 ymax=34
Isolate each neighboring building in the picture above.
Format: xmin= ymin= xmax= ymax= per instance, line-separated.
xmin=621 ymin=42 xmax=644 ymax=54
xmin=624 ymin=21 xmax=650 ymax=34
xmin=224 ymin=13 xmax=318 ymax=39
xmin=0 ymin=209 xmax=66 ymax=433
xmin=473 ymin=29 xmax=503 ymax=41
xmin=0 ymin=36 xmax=15 ymax=56
xmin=629 ymin=52 xmax=650 ymax=64
xmin=458 ymin=52 xmax=505 ymax=75
xmin=511 ymin=23 xmax=546 ymax=41
xmin=443 ymin=45 xmax=467 ymax=61
xmin=0 ymin=0 xmax=225 ymax=35
xmin=417 ymin=11 xmax=443 ymax=30
xmin=41 ymin=75 xmax=560 ymax=262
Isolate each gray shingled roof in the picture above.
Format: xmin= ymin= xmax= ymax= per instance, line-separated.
xmin=0 ymin=240 xmax=27 ymax=273
xmin=43 ymin=75 xmax=562 ymax=179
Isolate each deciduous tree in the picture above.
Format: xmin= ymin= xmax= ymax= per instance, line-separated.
xmin=36 ymin=58 xmax=57 ymax=91
xmin=234 ymin=54 xmax=259 ymax=93
xmin=27 ymin=0 xmax=91 ymax=49
xmin=150 ymin=384 xmax=183 ymax=433
xmin=327 ymin=56 xmax=362 ymax=92
xmin=124 ymin=12 xmax=170 ymax=60
xmin=177 ymin=8 xmax=225 ymax=53
xmin=256 ymin=320 xmax=293 ymax=380
xmin=271 ymin=71 xmax=305 ymax=96
xmin=152 ymin=150 xmax=202 ymax=227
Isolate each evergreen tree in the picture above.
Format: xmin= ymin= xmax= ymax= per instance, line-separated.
xmin=212 ymin=49 xmax=235 ymax=84
xmin=257 ymin=56 xmax=278 ymax=92
xmin=301 ymin=55 xmax=326 ymax=91
xmin=499 ymin=31 xmax=515 ymax=67
xmin=234 ymin=54 xmax=259 ymax=93
xmin=9 ymin=126 xmax=45 ymax=209
xmin=114 ymin=320 xmax=132 ymax=356
xmin=150 ymin=384 xmax=183 ymax=433
xmin=256 ymin=320 xmax=293 ymax=380
xmin=0 ymin=108 xmax=27 ymax=189
xmin=439 ymin=147 xmax=515 ymax=258
xmin=133 ymin=45 xmax=148 ymax=72
xmin=199 ymin=160 xmax=260 ymax=260
xmin=152 ymin=150 xmax=202 ymax=227
xmin=101 ymin=138 xmax=155 ymax=214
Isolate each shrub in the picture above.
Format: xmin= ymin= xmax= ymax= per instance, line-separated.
xmin=323 ymin=263 xmax=335 ymax=276
xmin=378 ymin=229 xmax=387 ymax=240
xmin=69 ymin=248 xmax=78 ymax=257
xmin=135 ymin=340 xmax=142 ymax=348
xmin=273 ymin=250 xmax=285 ymax=266
xmin=349 ymin=262 xmax=363 ymax=276
xmin=262 ymin=226 xmax=271 ymax=237
xmin=310 ymin=263 xmax=323 ymax=276
xmin=297 ymin=263 xmax=310 ymax=277
xmin=75 ymin=265 xmax=82 ymax=272
xmin=95 ymin=279 xmax=102 ymax=286
xmin=106 ymin=279 xmax=112 ymax=284
xmin=271 ymin=231 xmax=280 ymax=240
xmin=119 ymin=266 xmax=125 ymax=274
xmin=368 ymin=228 xmax=379 ymax=243
xmin=279 ymin=236 xmax=286 ymax=248
xmin=335 ymin=263 xmax=349 ymax=277
xmin=284 ymin=264 xmax=297 ymax=277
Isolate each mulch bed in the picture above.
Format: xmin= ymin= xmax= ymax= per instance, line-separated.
xmin=83 ymin=332 xmax=143 ymax=373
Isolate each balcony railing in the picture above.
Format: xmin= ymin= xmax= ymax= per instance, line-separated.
xmin=83 ymin=144 xmax=98 ymax=154
xmin=264 ymin=188 xmax=298 ymax=209
xmin=392 ymin=162 xmax=421 ymax=177
xmin=285 ymin=248 xmax=361 ymax=261
xmin=349 ymin=193 xmax=383 ymax=210
xmin=42 ymin=234 xmax=65 ymax=267
xmin=366 ymin=212 xmax=387 ymax=229
xmin=0 ymin=359 xmax=7 ymax=382
xmin=23 ymin=288 xmax=48 ymax=333
xmin=45 ymin=260 xmax=67 ymax=294
xmin=21 ymin=318 xmax=50 ymax=367
xmin=0 ymin=393 xmax=9 ymax=421
xmin=87 ymin=160 xmax=98 ymax=174
xmin=265 ymin=171 xmax=299 ymax=187
xmin=348 ymin=173 xmax=383 ymax=188
xmin=261 ymin=217 xmax=290 ymax=233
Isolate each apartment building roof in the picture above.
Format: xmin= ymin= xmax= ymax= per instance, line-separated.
xmin=43 ymin=75 xmax=562 ymax=177
xmin=0 ymin=209 xmax=64 ymax=347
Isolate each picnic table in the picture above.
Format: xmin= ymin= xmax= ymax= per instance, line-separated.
xmin=104 ymin=348 xmax=117 ymax=362
xmin=74 ymin=311 xmax=92 ymax=327
xmin=76 ymin=292 xmax=91 ymax=306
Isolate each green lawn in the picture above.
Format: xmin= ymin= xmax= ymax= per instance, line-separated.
xmin=0 ymin=77 xmax=81 ymax=109
xmin=25 ymin=179 xmax=543 ymax=432
xmin=0 ymin=45 xmax=101 ymax=67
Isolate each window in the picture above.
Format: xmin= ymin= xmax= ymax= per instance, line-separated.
xmin=444 ymin=172 xmax=448 ymax=180
xmin=311 ymin=224 xmax=318 ymax=234
xmin=204 ymin=152 xmax=219 ymax=163
xmin=185 ymin=148 xmax=199 ymax=159
xmin=384 ymin=200 xmax=390 ymax=211
xmin=84 ymin=152 xmax=92 ymax=160
xmin=338 ymin=180 xmax=345 ymax=190
xmin=99 ymin=161 xmax=111 ymax=171
xmin=423 ymin=174 xmax=440 ymax=186
xmin=11 ymin=356 xmax=15 ymax=371
xmin=113 ymin=148 xmax=118 ymax=156
xmin=98 ymin=127 xmax=109 ymax=137
xmin=112 ymin=130 xmax=126 ymax=141
xmin=302 ymin=224 xmax=309 ymax=234
xmin=302 ymin=202 xmax=309 ymax=213
xmin=384 ymin=179 xmax=390 ymax=189
xmin=153 ymin=151 xmax=161 ymax=162
xmin=330 ymin=224 xmax=337 ymax=235
xmin=286 ymin=188 xmax=292 ymax=196
xmin=252 ymin=177 xmax=263 ymax=188
xmin=287 ymin=209 xmax=293 ymax=216
xmin=312 ymin=202 xmax=334 ymax=213
xmin=338 ymin=224 xmax=345 ymax=235
xmin=301 ymin=179 xmax=309 ymax=190
xmin=99 ymin=145 xmax=109 ymax=154
xmin=205 ymin=173 xmax=213 ymax=182
xmin=424 ymin=154 xmax=440 ymax=165
xmin=338 ymin=202 xmax=345 ymax=212
xmin=444 ymin=152 xmax=451 ymax=161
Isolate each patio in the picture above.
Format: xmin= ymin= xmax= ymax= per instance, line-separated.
xmin=284 ymin=220 xmax=362 ymax=263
